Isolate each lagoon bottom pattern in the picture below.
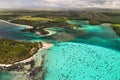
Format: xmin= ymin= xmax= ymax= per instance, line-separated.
xmin=45 ymin=42 xmax=120 ymax=80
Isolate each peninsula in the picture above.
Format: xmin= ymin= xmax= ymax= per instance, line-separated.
xmin=0 ymin=39 xmax=42 ymax=64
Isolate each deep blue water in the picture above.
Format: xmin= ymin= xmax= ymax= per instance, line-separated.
xmin=0 ymin=21 xmax=47 ymax=41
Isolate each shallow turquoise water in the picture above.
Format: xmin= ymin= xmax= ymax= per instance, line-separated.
xmin=44 ymin=20 xmax=120 ymax=80
xmin=0 ymin=20 xmax=120 ymax=80
xmin=45 ymin=42 xmax=120 ymax=80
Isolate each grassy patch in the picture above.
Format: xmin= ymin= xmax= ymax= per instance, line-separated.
xmin=18 ymin=16 xmax=68 ymax=22
xmin=18 ymin=16 xmax=50 ymax=21
xmin=111 ymin=24 xmax=120 ymax=27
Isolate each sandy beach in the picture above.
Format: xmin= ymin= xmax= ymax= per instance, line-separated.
xmin=0 ymin=42 xmax=53 ymax=67
xmin=0 ymin=19 xmax=33 ymax=29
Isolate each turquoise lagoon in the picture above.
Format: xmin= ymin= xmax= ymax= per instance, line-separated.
xmin=44 ymin=20 xmax=120 ymax=80
xmin=45 ymin=42 xmax=120 ymax=80
xmin=0 ymin=20 xmax=120 ymax=80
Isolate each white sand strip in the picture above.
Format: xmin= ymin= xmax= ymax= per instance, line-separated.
xmin=0 ymin=19 xmax=33 ymax=29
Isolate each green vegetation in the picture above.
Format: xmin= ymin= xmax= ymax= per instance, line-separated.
xmin=0 ymin=39 xmax=42 ymax=64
